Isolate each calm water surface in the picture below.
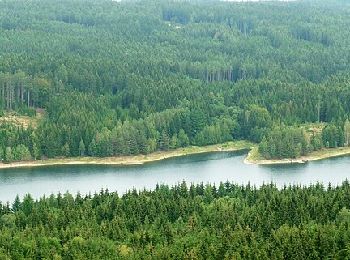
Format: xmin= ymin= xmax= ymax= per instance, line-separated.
xmin=1 ymin=151 xmax=350 ymax=202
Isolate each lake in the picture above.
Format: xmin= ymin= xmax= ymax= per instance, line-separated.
xmin=1 ymin=150 xmax=350 ymax=203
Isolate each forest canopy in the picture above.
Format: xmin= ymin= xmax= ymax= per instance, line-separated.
xmin=1 ymin=0 xmax=350 ymax=161
xmin=1 ymin=181 xmax=350 ymax=258
xmin=2 ymin=0 xmax=350 ymax=257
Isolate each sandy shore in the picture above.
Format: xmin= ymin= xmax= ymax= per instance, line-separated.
xmin=2 ymin=140 xmax=349 ymax=169
xmin=0 ymin=141 xmax=252 ymax=170
xmin=244 ymin=146 xmax=350 ymax=165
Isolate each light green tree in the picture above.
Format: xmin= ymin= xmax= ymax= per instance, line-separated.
xmin=79 ymin=139 xmax=86 ymax=156
xmin=14 ymin=144 xmax=31 ymax=161
xmin=4 ymin=147 xmax=14 ymax=163
xmin=344 ymin=119 xmax=350 ymax=146
xmin=62 ymin=143 xmax=70 ymax=157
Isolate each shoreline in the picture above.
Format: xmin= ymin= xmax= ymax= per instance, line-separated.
xmin=244 ymin=146 xmax=350 ymax=165
xmin=0 ymin=141 xmax=252 ymax=170
xmin=2 ymin=140 xmax=350 ymax=169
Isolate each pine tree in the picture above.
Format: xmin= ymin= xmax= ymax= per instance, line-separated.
xmin=32 ymin=143 xmax=40 ymax=160
xmin=159 ymin=131 xmax=170 ymax=151
xmin=169 ymin=134 xmax=178 ymax=149
xmin=138 ymin=134 xmax=149 ymax=154
xmin=12 ymin=195 xmax=21 ymax=211
xmin=79 ymin=139 xmax=85 ymax=156
xmin=178 ymin=129 xmax=189 ymax=147
xmin=62 ymin=143 xmax=70 ymax=157
xmin=345 ymin=119 xmax=350 ymax=146
xmin=88 ymin=138 xmax=97 ymax=156
xmin=14 ymin=144 xmax=31 ymax=161
xmin=0 ymin=147 xmax=3 ymax=162
xmin=4 ymin=147 xmax=14 ymax=163
xmin=258 ymin=136 xmax=269 ymax=158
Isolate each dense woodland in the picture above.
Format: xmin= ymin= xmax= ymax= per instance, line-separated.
xmin=1 ymin=182 xmax=350 ymax=258
xmin=258 ymin=120 xmax=350 ymax=159
xmin=1 ymin=0 xmax=350 ymax=161
xmin=3 ymin=1 xmax=350 ymax=257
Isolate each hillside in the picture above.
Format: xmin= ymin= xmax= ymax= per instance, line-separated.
xmin=1 ymin=0 xmax=350 ymax=162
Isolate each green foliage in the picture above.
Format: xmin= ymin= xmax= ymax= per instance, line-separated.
xmin=79 ymin=139 xmax=85 ymax=156
xmin=61 ymin=143 xmax=70 ymax=157
xmin=259 ymin=126 xmax=310 ymax=159
xmin=322 ymin=124 xmax=344 ymax=148
xmin=4 ymin=147 xmax=14 ymax=163
xmin=259 ymin=121 xmax=349 ymax=160
xmin=344 ymin=119 xmax=350 ymax=146
xmin=13 ymin=145 xmax=31 ymax=161
xmin=194 ymin=119 xmax=234 ymax=146
xmin=310 ymin=133 xmax=323 ymax=151
xmin=239 ymin=105 xmax=272 ymax=142
xmin=1 ymin=0 xmax=350 ymax=161
xmin=1 ymin=182 xmax=350 ymax=258
xmin=177 ymin=129 xmax=190 ymax=148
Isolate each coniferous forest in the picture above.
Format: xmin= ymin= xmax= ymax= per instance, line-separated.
xmin=1 ymin=0 xmax=350 ymax=161
xmin=3 ymin=0 xmax=350 ymax=258
xmin=1 ymin=182 xmax=350 ymax=259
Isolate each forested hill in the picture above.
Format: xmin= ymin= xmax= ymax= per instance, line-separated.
xmin=1 ymin=0 xmax=350 ymax=161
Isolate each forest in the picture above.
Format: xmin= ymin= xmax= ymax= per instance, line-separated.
xmin=1 ymin=181 xmax=350 ymax=258
xmin=1 ymin=0 xmax=350 ymax=162
xmin=3 ymin=0 xmax=350 ymax=257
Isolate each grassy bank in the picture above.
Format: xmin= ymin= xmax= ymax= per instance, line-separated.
xmin=245 ymin=146 xmax=350 ymax=165
xmin=0 ymin=140 xmax=253 ymax=170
